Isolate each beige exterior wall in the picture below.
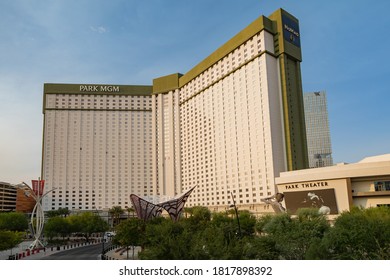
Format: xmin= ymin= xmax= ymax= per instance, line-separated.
xmin=152 ymin=90 xmax=180 ymax=198
xmin=179 ymin=29 xmax=287 ymax=208
xmin=42 ymin=85 xmax=153 ymax=211
xmin=275 ymin=155 xmax=390 ymax=216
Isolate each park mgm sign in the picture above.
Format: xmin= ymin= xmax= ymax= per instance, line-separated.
xmin=79 ymin=84 xmax=120 ymax=93
xmin=43 ymin=83 xmax=153 ymax=98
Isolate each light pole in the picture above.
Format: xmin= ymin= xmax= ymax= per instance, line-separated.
xmin=94 ymin=207 xmax=106 ymax=259
xmin=229 ymin=191 xmax=242 ymax=238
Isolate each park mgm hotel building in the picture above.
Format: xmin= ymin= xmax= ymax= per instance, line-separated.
xmin=41 ymin=9 xmax=308 ymax=213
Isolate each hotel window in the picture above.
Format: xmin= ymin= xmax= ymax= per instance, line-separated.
xmin=374 ymin=181 xmax=390 ymax=191
xmin=377 ymin=204 xmax=390 ymax=208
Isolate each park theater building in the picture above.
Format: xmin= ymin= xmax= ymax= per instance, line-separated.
xmin=275 ymin=154 xmax=390 ymax=218
xmin=42 ymin=9 xmax=309 ymax=213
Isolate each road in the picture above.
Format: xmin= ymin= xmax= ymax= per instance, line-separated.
xmin=39 ymin=243 xmax=105 ymax=260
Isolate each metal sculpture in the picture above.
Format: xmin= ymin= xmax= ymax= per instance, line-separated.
xmin=261 ymin=193 xmax=286 ymax=213
xmin=23 ymin=179 xmax=56 ymax=249
xmin=129 ymin=194 xmax=163 ymax=221
xmin=158 ymin=186 xmax=196 ymax=222
xmin=130 ymin=186 xmax=196 ymax=222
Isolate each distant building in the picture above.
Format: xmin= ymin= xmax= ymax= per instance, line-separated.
xmin=0 ymin=182 xmax=35 ymax=212
xmin=0 ymin=182 xmax=17 ymax=212
xmin=15 ymin=184 xmax=36 ymax=213
xmin=275 ymin=154 xmax=390 ymax=219
xmin=303 ymin=91 xmax=333 ymax=168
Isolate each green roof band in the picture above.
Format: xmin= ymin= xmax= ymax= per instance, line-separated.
xmin=44 ymin=83 xmax=153 ymax=95
xmin=178 ymin=15 xmax=275 ymax=88
xmin=152 ymin=9 xmax=302 ymax=93
xmin=152 ymin=73 xmax=183 ymax=94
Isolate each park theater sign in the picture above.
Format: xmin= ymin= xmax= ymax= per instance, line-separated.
xmin=283 ymin=181 xmax=330 ymax=190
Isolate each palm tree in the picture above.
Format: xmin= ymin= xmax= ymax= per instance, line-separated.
xmin=183 ymin=207 xmax=193 ymax=218
xmin=58 ymin=207 xmax=70 ymax=217
xmin=125 ymin=206 xmax=136 ymax=219
xmin=109 ymin=206 xmax=124 ymax=227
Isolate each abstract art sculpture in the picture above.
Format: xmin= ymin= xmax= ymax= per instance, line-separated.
xmin=23 ymin=179 xmax=56 ymax=249
xmin=129 ymin=194 xmax=164 ymax=221
xmin=261 ymin=193 xmax=286 ymax=213
xmin=130 ymin=186 xmax=196 ymax=222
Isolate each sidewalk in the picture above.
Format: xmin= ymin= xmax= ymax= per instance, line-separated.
xmin=0 ymin=241 xmax=31 ymax=260
xmin=103 ymin=246 xmax=142 ymax=260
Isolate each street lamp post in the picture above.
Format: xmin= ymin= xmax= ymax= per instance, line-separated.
xmin=93 ymin=207 xmax=105 ymax=259
xmin=229 ymin=192 xmax=242 ymax=238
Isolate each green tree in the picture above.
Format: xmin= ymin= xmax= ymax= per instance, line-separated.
xmin=140 ymin=218 xmax=194 ymax=260
xmin=255 ymin=214 xmax=273 ymax=235
xmin=67 ymin=212 xmax=109 ymax=241
xmin=0 ymin=230 xmax=24 ymax=251
xmin=237 ymin=210 xmax=257 ymax=237
xmin=44 ymin=216 xmax=71 ymax=242
xmin=46 ymin=207 xmax=70 ymax=218
xmin=114 ymin=218 xmax=143 ymax=259
xmin=183 ymin=207 xmax=194 ymax=218
xmin=46 ymin=210 xmax=60 ymax=218
xmin=242 ymin=234 xmax=281 ymax=260
xmin=255 ymin=208 xmax=330 ymax=260
xmin=311 ymin=206 xmax=390 ymax=259
xmin=190 ymin=220 xmax=245 ymax=259
xmin=67 ymin=214 xmax=84 ymax=234
xmin=57 ymin=207 xmax=70 ymax=217
xmin=0 ymin=212 xmax=28 ymax=232
xmin=184 ymin=206 xmax=211 ymax=231
xmin=125 ymin=207 xmax=135 ymax=219
xmin=138 ymin=208 xmax=259 ymax=260
xmin=109 ymin=206 xmax=124 ymax=227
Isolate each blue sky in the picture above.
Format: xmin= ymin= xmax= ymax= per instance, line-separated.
xmin=0 ymin=0 xmax=389 ymax=184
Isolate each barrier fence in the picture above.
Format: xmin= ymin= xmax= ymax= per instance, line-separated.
xmin=7 ymin=239 xmax=103 ymax=260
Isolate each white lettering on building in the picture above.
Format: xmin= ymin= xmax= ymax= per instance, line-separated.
xmin=80 ymin=85 xmax=120 ymax=92
xmin=284 ymin=181 xmax=329 ymax=190
xmin=284 ymin=24 xmax=300 ymax=37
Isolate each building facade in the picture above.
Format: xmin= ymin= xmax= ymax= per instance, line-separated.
xmin=152 ymin=9 xmax=308 ymax=209
xmin=42 ymin=84 xmax=154 ymax=211
xmin=275 ymin=154 xmax=390 ymax=219
xmin=303 ymin=91 xmax=333 ymax=168
xmin=42 ymin=9 xmax=308 ymax=212
xmin=0 ymin=182 xmax=17 ymax=212
xmin=0 ymin=182 xmax=35 ymax=212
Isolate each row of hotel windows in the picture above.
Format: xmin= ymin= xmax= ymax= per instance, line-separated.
xmin=51 ymin=95 xmax=151 ymax=102
xmin=45 ymin=175 xmax=152 ymax=181
xmin=48 ymin=196 xmax=268 ymax=209
xmin=49 ymin=203 xmax=131 ymax=211
xmin=46 ymin=187 xmax=271 ymax=209
xmin=47 ymin=117 xmax=152 ymax=124
xmin=180 ymin=35 xmax=264 ymax=102
xmin=47 ymin=97 xmax=152 ymax=110
xmin=46 ymin=124 xmax=152 ymax=130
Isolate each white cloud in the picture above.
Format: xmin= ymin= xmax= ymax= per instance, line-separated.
xmin=90 ymin=26 xmax=108 ymax=34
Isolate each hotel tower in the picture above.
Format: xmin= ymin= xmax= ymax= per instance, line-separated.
xmin=42 ymin=9 xmax=308 ymax=212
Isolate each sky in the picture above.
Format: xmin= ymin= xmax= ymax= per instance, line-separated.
xmin=0 ymin=0 xmax=389 ymax=184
